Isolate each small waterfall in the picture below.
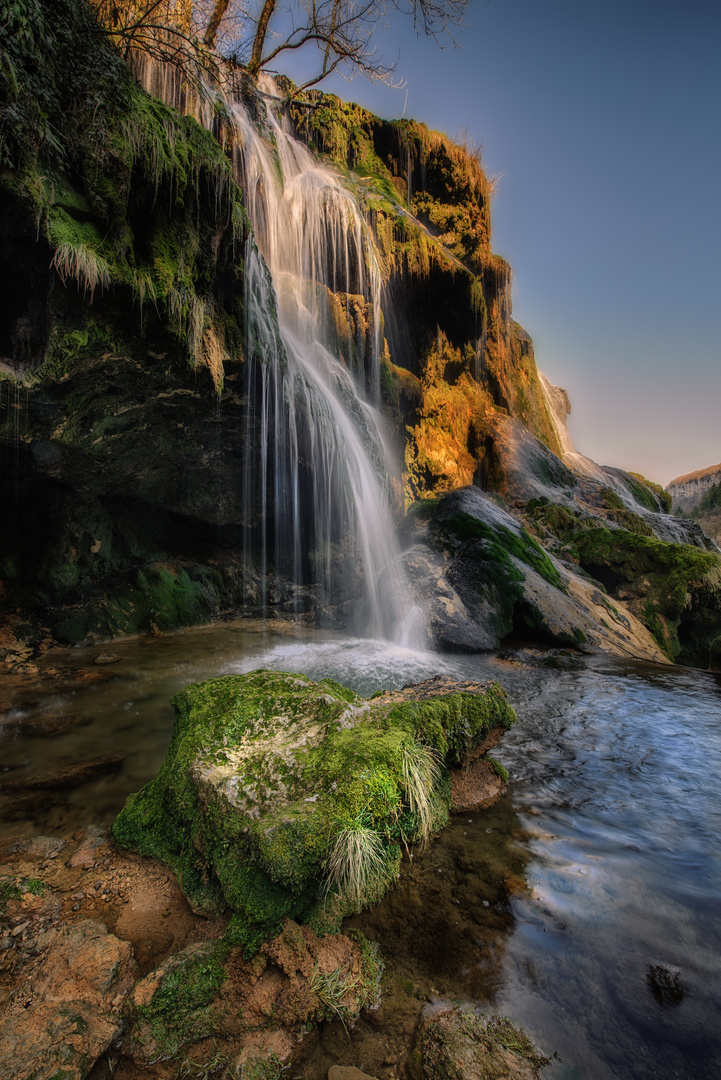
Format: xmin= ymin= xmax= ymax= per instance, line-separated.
xmin=539 ymin=370 xmax=611 ymax=483
xmin=133 ymin=60 xmax=422 ymax=643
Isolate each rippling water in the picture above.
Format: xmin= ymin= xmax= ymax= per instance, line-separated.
xmin=2 ymin=624 xmax=720 ymax=1078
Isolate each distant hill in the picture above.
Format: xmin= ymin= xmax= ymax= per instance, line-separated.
xmin=667 ymin=464 xmax=721 ymax=546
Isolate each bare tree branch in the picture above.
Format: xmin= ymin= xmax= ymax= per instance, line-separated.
xmin=91 ymin=0 xmax=473 ymax=96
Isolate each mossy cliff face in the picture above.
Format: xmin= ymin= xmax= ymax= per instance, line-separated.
xmin=112 ymin=669 xmax=515 ymax=955
xmin=0 ymin=0 xmax=286 ymax=643
xmin=289 ymin=92 xmax=563 ymax=504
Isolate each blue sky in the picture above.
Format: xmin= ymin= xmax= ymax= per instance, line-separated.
xmin=278 ymin=0 xmax=721 ymax=486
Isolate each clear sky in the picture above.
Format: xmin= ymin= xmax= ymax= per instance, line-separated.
xmin=278 ymin=0 xmax=721 ymax=486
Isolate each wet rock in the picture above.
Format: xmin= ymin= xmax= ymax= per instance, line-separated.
xmin=112 ymin=670 xmax=515 ymax=947
xmin=450 ymin=758 xmax=506 ymax=812
xmin=646 ymin=965 xmax=685 ymax=1007
xmin=0 ymin=919 xmax=137 ymax=1080
xmin=406 ymin=486 xmax=668 ymax=664
xmin=68 ymin=826 xmax=112 ymax=868
xmin=7 ymin=708 xmax=87 ymax=738
xmin=421 ymin=1007 xmax=549 ymax=1080
xmin=3 ymin=792 xmax=69 ymax=822
xmin=328 ymin=1067 xmax=380 ymax=1080
xmin=1 ymin=754 xmax=124 ymax=793
xmin=125 ymin=920 xmax=383 ymax=1066
xmin=125 ymin=941 xmax=222 ymax=1062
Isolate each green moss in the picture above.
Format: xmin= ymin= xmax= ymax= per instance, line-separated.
xmin=574 ymin=527 xmax=721 ymax=662
xmin=436 ymin=511 xmax=563 ymax=590
xmin=129 ymin=945 xmax=226 ymax=1061
xmin=1 ymin=0 xmax=247 ymax=383
xmin=0 ymin=875 xmax=46 ymax=913
xmin=488 ymin=758 xmax=509 ymax=784
xmin=600 ymin=487 xmax=625 ymax=512
xmin=627 ymin=473 xmax=672 ymax=514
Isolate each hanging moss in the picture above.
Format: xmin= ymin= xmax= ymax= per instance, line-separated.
xmin=0 ymin=0 xmax=247 ymax=384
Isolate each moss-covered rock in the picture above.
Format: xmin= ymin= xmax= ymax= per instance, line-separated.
xmin=572 ymin=527 xmax=721 ymax=664
xmin=401 ymin=487 xmax=669 ymax=661
xmin=421 ymin=1008 xmax=549 ymax=1080
xmin=112 ymin=669 xmax=515 ymax=954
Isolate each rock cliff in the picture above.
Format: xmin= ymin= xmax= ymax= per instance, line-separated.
xmin=666 ymin=464 xmax=721 ymax=549
xmin=1 ymin=0 xmax=720 ymax=669
xmin=667 ymin=463 xmax=721 ymax=514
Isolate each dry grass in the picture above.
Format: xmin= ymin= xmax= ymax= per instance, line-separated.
xmin=51 ymin=241 xmax=111 ymax=299
xmin=400 ymin=739 xmax=441 ymax=842
xmin=324 ymin=822 xmax=387 ymax=910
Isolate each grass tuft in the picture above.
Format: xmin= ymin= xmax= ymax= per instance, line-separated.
xmin=400 ymin=739 xmax=441 ymax=843
xmin=51 ymin=240 xmax=112 ymax=299
xmin=324 ymin=822 xmax=388 ymax=911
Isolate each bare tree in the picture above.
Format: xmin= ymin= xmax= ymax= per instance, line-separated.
xmin=92 ymin=0 xmax=473 ymax=95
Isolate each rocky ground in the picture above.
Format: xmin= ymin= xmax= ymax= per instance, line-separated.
xmin=1 ymin=822 xmax=549 ymax=1080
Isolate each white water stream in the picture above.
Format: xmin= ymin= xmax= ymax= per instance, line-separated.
xmin=133 ymin=60 xmax=424 ymax=644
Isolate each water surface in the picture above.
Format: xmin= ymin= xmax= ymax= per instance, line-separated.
xmin=2 ymin=625 xmax=719 ymax=1078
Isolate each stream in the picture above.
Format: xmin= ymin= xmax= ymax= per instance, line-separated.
xmin=2 ymin=622 xmax=720 ymax=1078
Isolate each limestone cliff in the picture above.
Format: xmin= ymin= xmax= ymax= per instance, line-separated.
xmin=667 ymin=464 xmax=721 ymax=548
xmin=667 ymin=463 xmax=721 ymax=513
xmin=289 ymin=92 xmax=563 ymax=501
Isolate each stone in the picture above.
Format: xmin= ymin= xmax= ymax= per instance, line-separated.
xmin=328 ymin=1067 xmax=380 ymax=1080
xmin=406 ymin=486 xmax=669 ymax=663
xmin=1 ymin=755 xmax=125 ymax=793
xmin=0 ymin=919 xmax=137 ymax=1080
xmin=451 ymin=757 xmax=506 ymax=812
xmin=421 ymin=1007 xmax=549 ymax=1080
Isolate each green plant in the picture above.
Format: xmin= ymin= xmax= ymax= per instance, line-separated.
xmin=237 ymin=1053 xmax=285 ymax=1080
xmin=177 ymin=1044 xmax=234 ymax=1080
xmin=309 ymin=959 xmax=361 ymax=1031
xmin=0 ymin=875 xmax=46 ymax=913
xmin=400 ymin=739 xmax=441 ymax=842
xmin=324 ymin=821 xmax=388 ymax=910
xmin=488 ymin=758 xmax=509 ymax=784
xmin=51 ymin=241 xmax=112 ymax=300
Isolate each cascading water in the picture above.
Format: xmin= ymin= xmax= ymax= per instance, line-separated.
xmin=133 ymin=59 xmax=423 ymax=644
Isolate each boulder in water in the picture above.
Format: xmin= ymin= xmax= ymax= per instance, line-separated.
xmin=404 ymin=487 xmax=669 ymax=663
xmin=112 ymin=669 xmax=515 ymax=954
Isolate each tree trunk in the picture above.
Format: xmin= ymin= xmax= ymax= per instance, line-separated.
xmin=203 ymin=0 xmax=231 ymax=48
xmin=249 ymin=0 xmax=277 ymax=76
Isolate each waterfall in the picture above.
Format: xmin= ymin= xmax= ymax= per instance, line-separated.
xmin=539 ymin=370 xmax=612 ymax=483
xmin=133 ymin=61 xmax=423 ymax=644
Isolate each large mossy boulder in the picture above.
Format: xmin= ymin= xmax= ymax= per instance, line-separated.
xmin=112 ymin=669 xmax=515 ymax=955
xmin=571 ymin=527 xmax=721 ymax=665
